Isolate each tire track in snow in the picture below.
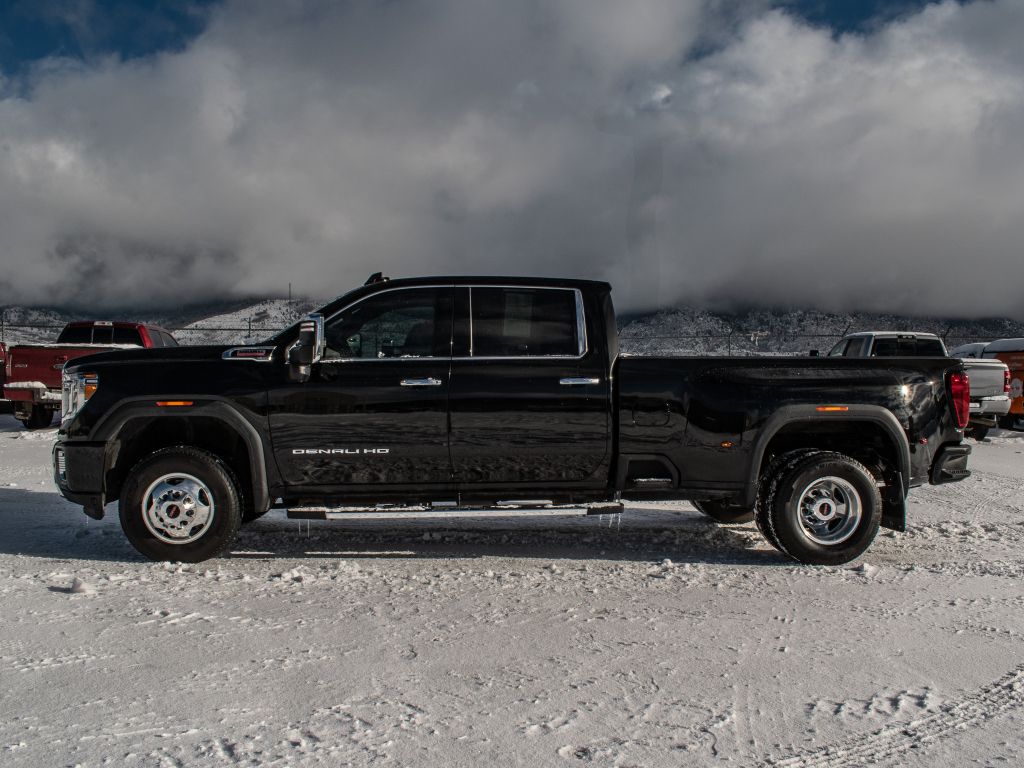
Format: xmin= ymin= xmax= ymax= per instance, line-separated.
xmin=762 ymin=664 xmax=1024 ymax=767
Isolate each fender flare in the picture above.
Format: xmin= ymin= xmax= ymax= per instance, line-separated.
xmin=741 ymin=404 xmax=911 ymax=507
xmin=91 ymin=398 xmax=271 ymax=514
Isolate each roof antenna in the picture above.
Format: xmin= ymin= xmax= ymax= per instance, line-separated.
xmin=364 ymin=272 xmax=389 ymax=285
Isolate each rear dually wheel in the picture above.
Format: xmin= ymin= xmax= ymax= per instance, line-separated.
xmin=758 ymin=451 xmax=881 ymax=566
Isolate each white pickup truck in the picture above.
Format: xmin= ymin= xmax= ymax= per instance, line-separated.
xmin=826 ymin=332 xmax=1010 ymax=440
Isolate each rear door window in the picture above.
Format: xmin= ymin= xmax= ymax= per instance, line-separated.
xmin=470 ymin=287 xmax=581 ymax=357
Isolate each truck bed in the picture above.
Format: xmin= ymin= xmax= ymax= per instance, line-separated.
xmin=616 ymin=354 xmax=963 ymax=497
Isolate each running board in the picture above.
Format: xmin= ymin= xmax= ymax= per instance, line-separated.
xmin=287 ymin=501 xmax=623 ymax=521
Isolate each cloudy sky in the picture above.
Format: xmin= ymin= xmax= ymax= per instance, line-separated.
xmin=0 ymin=0 xmax=1021 ymax=316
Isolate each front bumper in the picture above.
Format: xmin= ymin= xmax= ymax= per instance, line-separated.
xmin=929 ymin=444 xmax=972 ymax=485
xmin=53 ymin=441 xmax=107 ymax=519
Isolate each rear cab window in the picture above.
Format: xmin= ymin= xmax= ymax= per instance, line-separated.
xmin=57 ymin=326 xmax=93 ymax=344
xmin=113 ymin=327 xmax=143 ymax=345
xmin=871 ymin=336 xmax=946 ymax=357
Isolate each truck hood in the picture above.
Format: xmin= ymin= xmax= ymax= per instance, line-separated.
xmin=64 ymin=345 xmax=244 ymax=371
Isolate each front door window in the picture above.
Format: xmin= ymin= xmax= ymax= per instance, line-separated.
xmin=324 ymin=288 xmax=451 ymax=360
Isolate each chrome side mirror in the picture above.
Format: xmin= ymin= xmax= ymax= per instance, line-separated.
xmin=287 ymin=313 xmax=325 ymax=382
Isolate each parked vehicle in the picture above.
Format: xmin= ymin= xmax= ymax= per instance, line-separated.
xmin=4 ymin=321 xmax=177 ymax=429
xmin=961 ymin=338 xmax=1024 ymax=430
xmin=54 ymin=276 xmax=972 ymax=566
xmin=0 ymin=342 xmax=9 ymax=415
xmin=950 ymin=342 xmax=987 ymax=359
xmin=827 ymin=331 xmax=1010 ymax=440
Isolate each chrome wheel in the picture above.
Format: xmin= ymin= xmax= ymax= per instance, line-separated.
xmin=796 ymin=475 xmax=862 ymax=546
xmin=141 ymin=473 xmax=215 ymax=545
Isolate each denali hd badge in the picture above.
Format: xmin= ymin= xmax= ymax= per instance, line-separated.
xmin=292 ymin=448 xmax=390 ymax=455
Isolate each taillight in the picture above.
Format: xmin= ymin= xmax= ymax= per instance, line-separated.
xmin=948 ymin=371 xmax=970 ymax=429
xmin=1004 ymin=369 xmax=1011 ymax=394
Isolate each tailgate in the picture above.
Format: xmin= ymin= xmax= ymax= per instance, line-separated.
xmin=962 ymin=359 xmax=1008 ymax=399
xmin=5 ymin=345 xmax=112 ymax=390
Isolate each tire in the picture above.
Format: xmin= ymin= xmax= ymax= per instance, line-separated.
xmin=754 ymin=448 xmax=823 ymax=552
xmin=693 ymin=500 xmax=754 ymax=525
xmin=999 ymin=416 xmax=1020 ymax=431
xmin=967 ymin=426 xmax=990 ymax=441
xmin=119 ymin=447 xmax=242 ymax=562
xmin=20 ymin=405 xmax=53 ymax=430
xmin=760 ymin=451 xmax=881 ymax=566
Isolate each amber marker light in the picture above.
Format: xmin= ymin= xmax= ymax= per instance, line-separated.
xmin=720 ymin=441 xmax=734 ymax=448
xmin=156 ymin=401 xmax=194 ymax=407
xmin=816 ymin=405 xmax=849 ymax=412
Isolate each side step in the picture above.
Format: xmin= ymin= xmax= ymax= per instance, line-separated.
xmin=287 ymin=501 xmax=623 ymax=521
xmin=629 ymin=477 xmax=674 ymax=490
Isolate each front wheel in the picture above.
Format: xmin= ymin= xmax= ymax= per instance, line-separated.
xmin=757 ymin=451 xmax=881 ymax=565
xmin=119 ymin=447 xmax=242 ymax=562
xmin=693 ymin=500 xmax=754 ymax=524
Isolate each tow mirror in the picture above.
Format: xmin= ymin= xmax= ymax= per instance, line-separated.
xmin=287 ymin=313 xmax=324 ymax=383
xmin=809 ymin=349 xmax=820 ymax=357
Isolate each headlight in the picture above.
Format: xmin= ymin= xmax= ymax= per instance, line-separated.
xmin=62 ymin=371 xmax=98 ymax=423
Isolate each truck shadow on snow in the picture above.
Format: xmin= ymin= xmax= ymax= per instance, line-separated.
xmin=0 ymin=487 xmax=782 ymax=565
xmin=232 ymin=509 xmax=782 ymax=565
xmin=0 ymin=487 xmax=138 ymax=562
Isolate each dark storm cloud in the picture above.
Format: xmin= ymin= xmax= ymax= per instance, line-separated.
xmin=0 ymin=0 xmax=1021 ymax=316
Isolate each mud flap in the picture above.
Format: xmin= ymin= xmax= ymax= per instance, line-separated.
xmin=930 ymin=445 xmax=972 ymax=485
xmin=881 ymin=471 xmax=906 ymax=532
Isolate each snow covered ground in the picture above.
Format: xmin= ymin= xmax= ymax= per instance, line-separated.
xmin=2 ymin=417 xmax=1024 ymax=767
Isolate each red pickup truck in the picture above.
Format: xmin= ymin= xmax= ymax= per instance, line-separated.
xmin=0 ymin=342 xmax=8 ymax=415
xmin=4 ymin=321 xmax=177 ymax=429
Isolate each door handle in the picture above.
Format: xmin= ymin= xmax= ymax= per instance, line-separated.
xmin=559 ymin=377 xmax=600 ymax=386
xmin=400 ymin=377 xmax=443 ymax=387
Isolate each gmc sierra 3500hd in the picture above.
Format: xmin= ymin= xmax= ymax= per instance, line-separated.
xmin=53 ymin=275 xmax=973 ymax=565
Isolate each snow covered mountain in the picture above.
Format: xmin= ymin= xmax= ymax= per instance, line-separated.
xmin=618 ymin=308 xmax=1024 ymax=357
xmin=170 ymin=298 xmax=320 ymax=345
xmin=0 ymin=299 xmax=318 ymax=346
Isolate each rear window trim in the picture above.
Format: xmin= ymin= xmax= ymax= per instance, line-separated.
xmin=467 ymin=285 xmax=587 ymax=360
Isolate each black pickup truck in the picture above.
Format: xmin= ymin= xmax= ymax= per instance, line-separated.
xmin=54 ymin=275 xmax=972 ymax=565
